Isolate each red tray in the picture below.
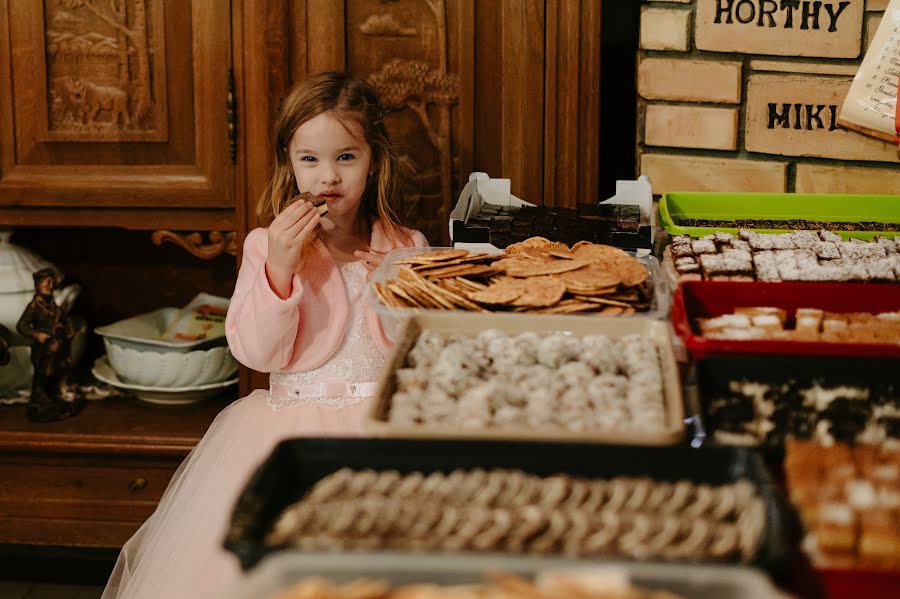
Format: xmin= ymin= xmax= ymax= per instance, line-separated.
xmin=817 ymin=567 xmax=900 ymax=599
xmin=671 ymin=281 xmax=900 ymax=359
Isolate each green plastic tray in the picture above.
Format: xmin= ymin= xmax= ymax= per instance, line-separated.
xmin=659 ymin=192 xmax=900 ymax=240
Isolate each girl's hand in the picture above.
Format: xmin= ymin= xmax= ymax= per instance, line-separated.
xmin=354 ymin=249 xmax=385 ymax=273
xmin=265 ymin=199 xmax=320 ymax=298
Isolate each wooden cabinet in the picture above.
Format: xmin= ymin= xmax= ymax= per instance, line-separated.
xmin=0 ymin=0 xmax=235 ymax=231
xmin=0 ymin=396 xmax=232 ymax=547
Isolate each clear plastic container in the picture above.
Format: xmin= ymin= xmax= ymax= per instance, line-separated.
xmin=365 ymin=247 xmax=670 ymax=343
xmin=221 ymin=553 xmax=790 ymax=599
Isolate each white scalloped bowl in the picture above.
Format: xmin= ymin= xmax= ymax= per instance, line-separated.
xmin=104 ymin=339 xmax=238 ymax=387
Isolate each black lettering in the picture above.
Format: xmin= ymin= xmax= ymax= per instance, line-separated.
xmin=736 ymin=0 xmax=756 ymax=23
xmin=806 ymin=104 xmax=826 ymax=129
xmin=828 ymin=105 xmax=838 ymax=131
xmin=794 ymin=103 xmax=803 ymax=129
xmin=715 ymin=0 xmax=735 ymax=24
xmin=768 ymin=103 xmax=792 ymax=128
xmin=801 ymin=1 xmax=822 ymax=30
xmin=782 ymin=0 xmax=800 ymax=28
xmin=758 ymin=0 xmax=778 ymax=27
xmin=824 ymin=1 xmax=850 ymax=33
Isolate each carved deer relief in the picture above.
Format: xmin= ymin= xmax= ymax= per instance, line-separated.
xmin=42 ymin=0 xmax=167 ymax=142
xmin=65 ymin=78 xmax=131 ymax=126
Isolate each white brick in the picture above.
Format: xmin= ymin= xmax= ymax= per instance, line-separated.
xmin=639 ymin=58 xmax=742 ymax=103
xmin=640 ymin=153 xmax=787 ymax=193
xmin=796 ymin=164 xmax=900 ymax=194
xmin=696 ymin=0 xmax=864 ymax=59
xmin=744 ymin=73 xmax=899 ymax=162
xmin=645 ymin=105 xmax=739 ymax=150
xmin=640 ymin=7 xmax=691 ymax=51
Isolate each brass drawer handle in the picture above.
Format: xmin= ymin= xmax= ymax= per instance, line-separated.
xmin=128 ymin=478 xmax=148 ymax=492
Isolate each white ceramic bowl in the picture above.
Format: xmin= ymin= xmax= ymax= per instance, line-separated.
xmin=103 ymin=339 xmax=238 ymax=387
xmin=95 ymin=306 xmax=228 ymax=354
xmin=92 ymin=356 xmax=237 ymax=405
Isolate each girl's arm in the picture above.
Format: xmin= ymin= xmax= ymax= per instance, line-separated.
xmin=225 ymin=228 xmax=304 ymax=372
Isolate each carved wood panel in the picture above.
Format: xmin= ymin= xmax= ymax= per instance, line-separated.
xmin=244 ymin=0 xmax=598 ymax=244
xmin=41 ymin=0 xmax=168 ymax=142
xmin=0 ymin=0 xmax=234 ymax=229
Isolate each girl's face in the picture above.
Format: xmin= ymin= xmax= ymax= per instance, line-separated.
xmin=288 ymin=111 xmax=373 ymax=222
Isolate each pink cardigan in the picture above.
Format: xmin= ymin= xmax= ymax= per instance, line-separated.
xmin=225 ymin=220 xmax=428 ymax=373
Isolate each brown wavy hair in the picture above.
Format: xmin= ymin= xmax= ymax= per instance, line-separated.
xmin=256 ymin=71 xmax=411 ymax=246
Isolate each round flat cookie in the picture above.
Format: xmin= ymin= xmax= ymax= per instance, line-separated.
xmin=511 ymin=276 xmax=567 ymax=307
xmin=607 ymin=256 xmax=648 ymax=287
xmin=505 ymin=259 xmax=589 ymax=278
xmin=572 ymin=243 xmax=631 ymax=262
xmin=396 ymin=249 xmax=471 ymax=264
xmin=468 ymin=278 xmax=528 ymax=305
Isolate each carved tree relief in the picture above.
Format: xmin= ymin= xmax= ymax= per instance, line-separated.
xmin=359 ymin=0 xmax=460 ymax=245
xmin=43 ymin=0 xmax=167 ymax=141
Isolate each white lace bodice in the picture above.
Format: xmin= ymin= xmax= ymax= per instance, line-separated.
xmin=268 ymin=261 xmax=385 ymax=410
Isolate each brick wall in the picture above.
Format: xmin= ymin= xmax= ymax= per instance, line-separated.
xmin=637 ymin=0 xmax=900 ymax=196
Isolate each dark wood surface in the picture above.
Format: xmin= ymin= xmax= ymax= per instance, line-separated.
xmin=0 ymin=394 xmax=233 ymax=547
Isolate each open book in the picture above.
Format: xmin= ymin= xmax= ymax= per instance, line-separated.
xmin=837 ymin=1 xmax=899 ymax=145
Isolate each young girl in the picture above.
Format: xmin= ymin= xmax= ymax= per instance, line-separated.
xmin=102 ymin=71 xmax=428 ymax=599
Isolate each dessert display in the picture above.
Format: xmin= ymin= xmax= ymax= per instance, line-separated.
xmin=784 ymin=438 xmax=900 ymax=570
xmin=372 ymin=238 xmax=653 ymax=315
xmin=456 ymin=201 xmax=652 ymax=250
xmin=265 ymin=467 xmax=766 ymax=564
xmin=665 ymin=230 xmax=900 ymax=282
xmin=273 ymin=570 xmax=688 ymax=599
xmin=386 ymin=329 xmax=668 ymax=435
xmin=678 ymin=219 xmax=900 ymax=232
xmin=702 ymin=378 xmax=899 ymax=450
xmin=695 ymin=307 xmax=900 ymax=344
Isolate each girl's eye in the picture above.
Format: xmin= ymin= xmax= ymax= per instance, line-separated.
xmin=299 ymin=156 xmax=317 ymax=162
xmin=337 ymin=153 xmax=355 ymax=161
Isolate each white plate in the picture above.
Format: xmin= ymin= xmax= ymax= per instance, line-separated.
xmin=92 ymin=356 xmax=238 ymax=405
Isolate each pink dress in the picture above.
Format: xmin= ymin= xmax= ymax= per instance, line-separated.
xmin=102 ymin=261 xmax=385 ymax=599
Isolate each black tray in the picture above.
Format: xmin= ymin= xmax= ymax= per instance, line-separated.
xmin=224 ymin=438 xmax=794 ymax=578
xmin=694 ymin=355 xmax=899 ymax=461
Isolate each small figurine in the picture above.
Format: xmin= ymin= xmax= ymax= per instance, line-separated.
xmin=16 ymin=267 xmax=83 ymax=422
xmin=0 ymin=324 xmax=11 ymax=367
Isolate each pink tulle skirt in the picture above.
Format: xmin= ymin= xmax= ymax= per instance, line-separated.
xmin=101 ymin=389 xmax=374 ymax=599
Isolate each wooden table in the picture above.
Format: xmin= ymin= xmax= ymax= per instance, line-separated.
xmin=0 ymin=394 xmax=233 ymax=548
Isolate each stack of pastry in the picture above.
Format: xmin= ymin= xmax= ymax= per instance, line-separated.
xmin=696 ymin=307 xmax=900 ymax=344
xmin=266 ymin=467 xmax=766 ymax=564
xmin=784 ymin=437 xmax=900 ymax=569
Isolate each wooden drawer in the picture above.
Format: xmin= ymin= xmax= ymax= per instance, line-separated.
xmin=0 ymin=452 xmax=182 ymax=548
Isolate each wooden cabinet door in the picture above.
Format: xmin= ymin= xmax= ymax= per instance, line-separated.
xmin=0 ymin=0 xmax=234 ymax=230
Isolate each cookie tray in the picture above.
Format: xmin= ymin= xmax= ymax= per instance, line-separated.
xmin=364 ymin=311 xmax=685 ymax=445
xmin=672 ymin=281 xmax=900 ymax=359
xmin=659 ymin=191 xmax=900 ymax=240
xmin=223 ymin=438 xmax=794 ymax=577
xmin=221 ymin=552 xmax=790 ymax=599
xmin=365 ymin=247 xmax=670 ymax=343
xmin=693 ymin=355 xmax=899 ymax=461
